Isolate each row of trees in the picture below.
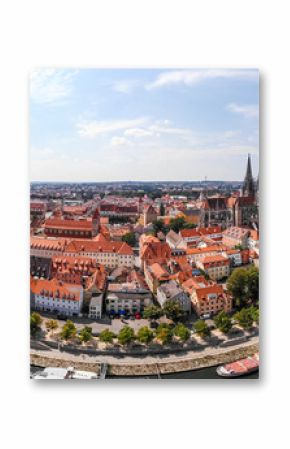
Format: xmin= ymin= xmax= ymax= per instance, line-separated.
xmin=99 ymin=322 xmax=191 ymax=345
xmin=31 ymin=304 xmax=258 ymax=347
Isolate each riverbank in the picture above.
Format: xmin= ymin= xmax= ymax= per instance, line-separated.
xmin=30 ymin=338 xmax=259 ymax=377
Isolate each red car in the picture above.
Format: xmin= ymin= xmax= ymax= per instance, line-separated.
xmin=135 ymin=313 xmax=141 ymax=320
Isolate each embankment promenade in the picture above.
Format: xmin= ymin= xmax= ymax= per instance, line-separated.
xmin=31 ymin=336 xmax=259 ymax=376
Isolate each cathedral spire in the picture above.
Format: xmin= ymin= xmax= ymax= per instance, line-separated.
xmin=242 ymin=154 xmax=255 ymax=197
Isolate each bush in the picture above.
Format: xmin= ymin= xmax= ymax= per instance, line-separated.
xmin=143 ymin=305 xmax=163 ymax=320
xmin=173 ymin=323 xmax=190 ymax=342
xmin=214 ymin=311 xmax=232 ymax=334
xmin=99 ymin=329 xmax=115 ymax=343
xmin=78 ymin=326 xmax=93 ymax=343
xmin=163 ymin=300 xmax=184 ymax=321
xmin=136 ymin=326 xmax=154 ymax=344
xmin=233 ymin=308 xmax=254 ymax=330
xmin=60 ymin=320 xmax=77 ymax=341
xmin=30 ymin=312 xmax=42 ymax=336
xmin=194 ymin=320 xmax=210 ymax=338
xmin=156 ymin=323 xmax=173 ymax=344
xmin=118 ymin=326 xmax=135 ymax=345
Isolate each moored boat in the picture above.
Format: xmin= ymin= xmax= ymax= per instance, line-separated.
xmin=216 ymin=353 xmax=259 ymax=378
xmin=31 ymin=366 xmax=98 ymax=379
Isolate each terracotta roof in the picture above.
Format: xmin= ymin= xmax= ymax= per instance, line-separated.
xmin=30 ymin=277 xmax=82 ymax=301
xmin=31 ymin=236 xmax=68 ymax=251
xmin=195 ymin=284 xmax=225 ymax=302
xmin=148 ymin=263 xmax=170 ymax=280
xmin=52 ymin=255 xmax=98 ymax=275
xmin=180 ymin=226 xmax=221 ymax=239
xmin=44 ymin=217 xmax=93 ymax=231
xmin=201 ymin=255 xmax=230 ymax=266
xmin=65 ymin=238 xmax=133 ymax=255
xmin=186 ymin=245 xmax=227 ymax=255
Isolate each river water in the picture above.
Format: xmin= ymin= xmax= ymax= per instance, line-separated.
xmin=30 ymin=365 xmax=258 ymax=379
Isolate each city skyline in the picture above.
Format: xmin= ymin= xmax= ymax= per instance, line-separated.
xmin=30 ymin=68 xmax=259 ymax=182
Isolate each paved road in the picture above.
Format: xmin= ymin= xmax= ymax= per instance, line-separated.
xmin=31 ymin=335 xmax=259 ymax=365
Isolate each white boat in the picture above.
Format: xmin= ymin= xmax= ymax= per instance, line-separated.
xmin=32 ymin=366 xmax=98 ymax=379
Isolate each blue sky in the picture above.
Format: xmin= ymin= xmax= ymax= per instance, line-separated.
xmin=30 ymin=68 xmax=259 ymax=182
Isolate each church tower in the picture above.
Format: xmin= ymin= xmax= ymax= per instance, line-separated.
xmin=242 ymin=154 xmax=255 ymax=197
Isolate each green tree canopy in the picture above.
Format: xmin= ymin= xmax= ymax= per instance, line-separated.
xmin=194 ymin=320 xmax=210 ymax=338
xmin=234 ymin=308 xmax=254 ymax=330
xmin=121 ymin=232 xmax=136 ymax=247
xmin=60 ymin=320 xmax=77 ymax=341
xmin=169 ymin=217 xmax=186 ymax=233
xmin=248 ymin=305 xmax=259 ymax=324
xmin=99 ymin=328 xmax=115 ymax=343
xmin=136 ymin=326 xmax=154 ymax=344
xmin=214 ymin=311 xmax=232 ymax=334
xmin=227 ymin=266 xmax=259 ymax=308
xmin=30 ymin=312 xmax=43 ymax=336
xmin=118 ymin=326 xmax=135 ymax=345
xmin=173 ymin=323 xmax=190 ymax=342
xmin=152 ymin=219 xmax=167 ymax=236
xmin=45 ymin=319 xmax=58 ymax=335
xmin=156 ymin=323 xmax=173 ymax=344
xmin=163 ymin=300 xmax=184 ymax=321
xmin=78 ymin=326 xmax=93 ymax=343
xmin=143 ymin=305 xmax=163 ymax=320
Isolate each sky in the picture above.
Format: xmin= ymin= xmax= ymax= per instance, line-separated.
xmin=30 ymin=68 xmax=259 ymax=182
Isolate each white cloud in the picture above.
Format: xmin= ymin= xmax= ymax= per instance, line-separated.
xmin=226 ymin=103 xmax=259 ymax=118
xmin=30 ymin=69 xmax=78 ymax=105
xmin=124 ymin=120 xmax=191 ymax=139
xmin=146 ymin=69 xmax=258 ymax=90
xmin=112 ymin=80 xmax=138 ymax=94
xmin=124 ymin=128 xmax=153 ymax=137
xmin=111 ymin=136 xmax=131 ymax=146
xmin=77 ymin=117 xmax=147 ymax=138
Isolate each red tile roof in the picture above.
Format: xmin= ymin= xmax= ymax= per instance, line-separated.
xmin=30 ymin=277 xmax=82 ymax=301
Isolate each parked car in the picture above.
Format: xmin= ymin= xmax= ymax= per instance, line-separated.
xmin=200 ymin=313 xmax=211 ymax=320
xmin=135 ymin=313 xmax=141 ymax=320
xmin=57 ymin=314 xmax=67 ymax=321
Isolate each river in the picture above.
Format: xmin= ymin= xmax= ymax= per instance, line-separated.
xmin=30 ymin=365 xmax=258 ymax=379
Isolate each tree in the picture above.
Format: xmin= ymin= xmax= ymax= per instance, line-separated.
xmin=156 ymin=323 xmax=173 ymax=344
xmin=160 ymin=203 xmax=165 ymax=216
xmin=99 ymin=328 xmax=115 ymax=343
xmin=248 ymin=305 xmax=259 ymax=324
xmin=137 ymin=326 xmax=154 ymax=344
xmin=234 ymin=308 xmax=254 ymax=330
xmin=152 ymin=219 xmax=166 ymax=236
xmin=214 ymin=311 xmax=232 ymax=334
xmin=143 ymin=305 xmax=163 ymax=320
xmin=183 ymin=222 xmax=198 ymax=229
xmin=247 ymin=266 xmax=259 ymax=304
xmin=173 ymin=323 xmax=190 ymax=342
xmin=122 ymin=232 xmax=136 ymax=247
xmin=30 ymin=312 xmax=42 ymax=336
xmin=163 ymin=300 xmax=184 ymax=321
xmin=118 ymin=326 xmax=135 ymax=345
xmin=227 ymin=266 xmax=259 ymax=308
xmin=194 ymin=320 xmax=210 ymax=338
xmin=45 ymin=319 xmax=58 ymax=336
xmin=78 ymin=326 xmax=93 ymax=343
xmin=169 ymin=217 xmax=186 ymax=233
xmin=60 ymin=320 xmax=77 ymax=341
